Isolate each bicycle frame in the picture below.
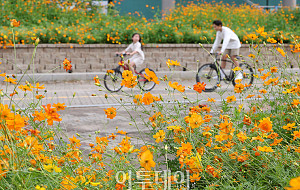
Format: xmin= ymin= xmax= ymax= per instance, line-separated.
xmin=115 ymin=54 xmax=146 ymax=82
xmin=211 ymin=54 xmax=236 ymax=81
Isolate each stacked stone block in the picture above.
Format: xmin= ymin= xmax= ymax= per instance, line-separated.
xmin=0 ymin=44 xmax=297 ymax=74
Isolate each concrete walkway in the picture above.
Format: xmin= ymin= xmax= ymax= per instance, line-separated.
xmin=11 ymin=68 xmax=300 ymax=82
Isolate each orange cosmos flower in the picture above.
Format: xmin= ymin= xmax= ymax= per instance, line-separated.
xmin=234 ymin=83 xmax=244 ymax=93
xmin=177 ymin=142 xmax=193 ymax=157
xmin=291 ymin=44 xmax=300 ymax=53
xmin=237 ymin=131 xmax=248 ymax=143
xmin=53 ymin=102 xmax=66 ymax=111
xmin=285 ymin=176 xmax=300 ymax=190
xmin=4 ymin=77 xmax=17 ymax=84
xmin=190 ymin=173 xmax=201 ymax=182
xmin=153 ymin=130 xmax=165 ymax=143
xmin=258 ymin=68 xmax=264 ymax=73
xmin=276 ymin=47 xmax=286 ymax=57
xmin=248 ymin=53 xmax=255 ymax=58
xmin=169 ymin=81 xmax=185 ymax=92
xmin=69 ymin=136 xmax=81 ymax=148
xmin=292 ymin=130 xmax=300 ymax=140
xmin=141 ymin=92 xmax=154 ymax=105
xmin=226 ymin=95 xmax=236 ymax=103
xmin=108 ymin=133 xmax=117 ymax=140
xmin=35 ymin=95 xmax=45 ymax=99
xmin=104 ymin=107 xmax=117 ymax=119
xmin=140 ymin=149 xmax=156 ymax=171
xmin=42 ymin=104 xmax=62 ymax=125
xmin=115 ymin=183 xmax=126 ymax=190
xmin=122 ymin=70 xmax=133 ymax=79
xmin=166 ymin=59 xmax=181 ymax=68
xmin=257 ymin=146 xmax=274 ymax=152
xmin=260 ymin=72 xmax=270 ymax=81
xmin=32 ymin=110 xmax=46 ymax=122
xmin=267 ymin=37 xmax=277 ymax=43
xmin=256 ymin=26 xmax=267 ymax=37
xmin=259 ymin=89 xmax=267 ymax=94
xmin=282 ymin=123 xmax=296 ymax=130
xmin=63 ymin=58 xmax=72 ymax=71
xmin=202 ymin=132 xmax=212 ymax=138
xmin=121 ymin=75 xmax=137 ymax=88
xmin=251 ymin=136 xmax=265 ymax=142
xmin=270 ymin=138 xmax=283 ymax=146
xmin=194 ymin=82 xmax=206 ymax=93
xmin=5 ymin=113 xmax=26 ymax=131
xmin=270 ymin=66 xmax=278 ymax=73
xmin=243 ymin=116 xmax=251 ymax=125
xmin=291 ymin=99 xmax=300 ymax=107
xmin=258 ymin=117 xmax=272 ymax=133
xmin=61 ymin=176 xmax=77 ymax=190
xmin=208 ymin=98 xmax=216 ymax=102
xmin=34 ymin=83 xmax=45 ymax=89
xmin=133 ymin=94 xmax=142 ymax=105
xmin=18 ymin=84 xmax=33 ymax=91
xmin=94 ymin=75 xmax=100 ymax=84
xmin=117 ymin=130 xmax=127 ymax=135
xmin=184 ymin=113 xmax=204 ymax=129
xmin=246 ymin=94 xmax=255 ymax=99
xmin=206 ymin=165 xmax=220 ymax=178
xmin=10 ymin=19 xmax=20 ymax=27
xmin=144 ymin=68 xmax=160 ymax=84
xmin=247 ymin=33 xmax=258 ymax=40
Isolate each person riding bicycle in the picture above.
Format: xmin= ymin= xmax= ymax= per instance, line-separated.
xmin=210 ymin=20 xmax=243 ymax=80
xmin=117 ymin=33 xmax=145 ymax=74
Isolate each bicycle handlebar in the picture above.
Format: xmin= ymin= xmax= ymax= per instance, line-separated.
xmin=116 ymin=53 xmax=127 ymax=57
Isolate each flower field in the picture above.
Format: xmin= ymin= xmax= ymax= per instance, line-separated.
xmin=0 ymin=0 xmax=299 ymax=48
xmin=0 ymin=16 xmax=300 ymax=189
xmin=1 ymin=0 xmax=300 ymax=188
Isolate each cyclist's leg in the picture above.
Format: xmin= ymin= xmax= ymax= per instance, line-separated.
xmin=230 ymin=48 xmax=243 ymax=79
xmin=219 ymin=51 xmax=228 ymax=78
xmin=229 ymin=49 xmax=239 ymax=67
xmin=221 ymin=49 xmax=230 ymax=69
xmin=132 ymin=58 xmax=144 ymax=74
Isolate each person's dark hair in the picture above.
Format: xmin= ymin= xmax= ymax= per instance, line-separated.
xmin=212 ymin=20 xmax=222 ymax=26
xmin=132 ymin=33 xmax=143 ymax=50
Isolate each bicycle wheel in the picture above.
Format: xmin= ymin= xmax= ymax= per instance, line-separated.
xmin=232 ymin=63 xmax=254 ymax=88
xmin=137 ymin=68 xmax=156 ymax=91
xmin=103 ymin=69 xmax=123 ymax=92
xmin=196 ymin=64 xmax=220 ymax=92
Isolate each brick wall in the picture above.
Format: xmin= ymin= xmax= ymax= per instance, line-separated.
xmin=0 ymin=44 xmax=297 ymax=74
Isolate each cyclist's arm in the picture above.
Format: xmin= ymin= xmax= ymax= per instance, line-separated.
xmin=129 ymin=51 xmax=138 ymax=55
xmin=130 ymin=42 xmax=143 ymax=56
xmin=121 ymin=43 xmax=132 ymax=54
xmin=210 ymin=32 xmax=222 ymax=53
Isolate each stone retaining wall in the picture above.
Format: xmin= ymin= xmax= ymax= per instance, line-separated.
xmin=0 ymin=44 xmax=297 ymax=74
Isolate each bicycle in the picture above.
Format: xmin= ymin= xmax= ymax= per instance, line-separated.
xmin=103 ymin=54 xmax=157 ymax=92
xmin=196 ymin=53 xmax=254 ymax=92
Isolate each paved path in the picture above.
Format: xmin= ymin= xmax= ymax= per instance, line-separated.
xmin=2 ymin=78 xmax=262 ymax=108
xmin=1 ymin=72 xmax=296 ymax=153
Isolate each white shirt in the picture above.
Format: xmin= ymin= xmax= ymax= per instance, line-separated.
xmin=210 ymin=26 xmax=241 ymax=53
xmin=125 ymin=42 xmax=145 ymax=60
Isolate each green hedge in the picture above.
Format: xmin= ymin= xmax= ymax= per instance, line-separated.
xmin=0 ymin=0 xmax=299 ymax=47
